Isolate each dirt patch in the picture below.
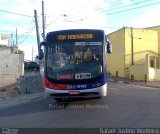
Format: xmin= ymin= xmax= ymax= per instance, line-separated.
xmin=0 ymin=84 xmax=19 ymax=99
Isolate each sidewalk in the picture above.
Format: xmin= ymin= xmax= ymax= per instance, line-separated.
xmin=0 ymin=92 xmax=45 ymax=110
xmin=108 ymin=75 xmax=160 ymax=88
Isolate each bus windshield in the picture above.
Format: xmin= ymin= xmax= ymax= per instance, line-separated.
xmin=46 ymin=42 xmax=102 ymax=81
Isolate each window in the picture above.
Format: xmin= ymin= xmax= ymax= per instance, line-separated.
xmin=150 ymin=56 xmax=154 ymax=68
xmin=46 ymin=42 xmax=102 ymax=81
xmin=156 ymin=57 xmax=160 ymax=69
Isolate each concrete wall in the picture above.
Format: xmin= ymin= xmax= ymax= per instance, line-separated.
xmin=0 ymin=46 xmax=24 ymax=88
xmin=149 ymin=67 xmax=160 ymax=81
xmin=146 ymin=26 xmax=160 ymax=54
xmin=129 ymin=63 xmax=148 ymax=81
xmin=125 ymin=28 xmax=158 ymax=55
xmin=17 ymin=73 xmax=44 ymax=94
xmin=107 ymin=28 xmax=125 ymax=77
xmin=0 ymin=46 xmax=11 ymax=54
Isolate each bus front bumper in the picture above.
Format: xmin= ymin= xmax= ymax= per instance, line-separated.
xmin=44 ymin=84 xmax=107 ymax=99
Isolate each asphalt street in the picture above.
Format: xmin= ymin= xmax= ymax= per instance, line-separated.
xmin=0 ymin=81 xmax=160 ymax=133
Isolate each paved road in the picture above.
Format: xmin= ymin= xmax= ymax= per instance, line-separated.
xmin=0 ymin=81 xmax=160 ymax=129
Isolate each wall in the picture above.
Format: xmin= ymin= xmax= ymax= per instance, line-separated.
xmin=17 ymin=73 xmax=44 ymax=94
xmin=149 ymin=68 xmax=160 ymax=81
xmin=129 ymin=63 xmax=148 ymax=81
xmin=107 ymin=28 xmax=125 ymax=77
xmin=0 ymin=46 xmax=24 ymax=88
xmin=125 ymin=28 xmax=158 ymax=55
xmin=107 ymin=27 xmax=159 ymax=81
xmin=0 ymin=46 xmax=11 ymax=54
xmin=124 ymin=28 xmax=159 ymax=81
xmin=146 ymin=26 xmax=160 ymax=54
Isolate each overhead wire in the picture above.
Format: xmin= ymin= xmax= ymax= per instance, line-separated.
xmin=0 ymin=9 xmax=33 ymax=18
xmin=0 ymin=9 xmax=35 ymax=45
xmin=45 ymin=14 xmax=86 ymax=29
xmin=91 ymin=0 xmax=160 ymax=16
xmin=19 ymin=26 xmax=35 ymax=45
xmin=96 ymin=0 xmax=134 ymax=11
xmin=106 ymin=1 xmax=160 ymax=15
xmin=103 ymin=0 xmax=152 ymax=12
xmin=1 ymin=0 xmax=159 ymax=43
xmin=19 ymin=20 xmax=35 ymax=37
xmin=49 ymin=0 xmax=160 ymax=27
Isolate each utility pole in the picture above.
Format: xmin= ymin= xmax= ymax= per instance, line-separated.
xmin=16 ymin=28 xmax=18 ymax=47
xmin=42 ymin=1 xmax=45 ymax=41
xmin=32 ymin=46 xmax=33 ymax=61
xmin=34 ymin=10 xmax=40 ymax=54
xmin=131 ymin=27 xmax=134 ymax=65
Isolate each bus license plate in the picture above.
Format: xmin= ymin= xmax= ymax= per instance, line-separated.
xmin=69 ymin=90 xmax=80 ymax=95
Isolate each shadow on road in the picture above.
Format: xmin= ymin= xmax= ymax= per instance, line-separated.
xmin=0 ymin=97 xmax=105 ymax=117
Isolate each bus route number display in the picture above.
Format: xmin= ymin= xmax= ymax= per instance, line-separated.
xmin=57 ymin=34 xmax=94 ymax=40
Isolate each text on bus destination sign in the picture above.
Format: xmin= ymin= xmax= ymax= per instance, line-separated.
xmin=57 ymin=33 xmax=94 ymax=40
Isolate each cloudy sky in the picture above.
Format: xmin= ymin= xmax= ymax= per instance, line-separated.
xmin=0 ymin=0 xmax=160 ymax=60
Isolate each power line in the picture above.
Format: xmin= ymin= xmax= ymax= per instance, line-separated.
xmin=19 ymin=20 xmax=35 ymax=37
xmin=104 ymin=0 xmax=152 ymax=12
xmin=19 ymin=34 xmax=33 ymax=45
xmin=94 ymin=0 xmax=158 ymax=16
xmin=45 ymin=15 xmax=66 ymax=29
xmin=106 ymin=1 xmax=160 ymax=15
xmin=62 ymin=18 xmax=83 ymax=24
xmin=19 ymin=26 xmax=35 ymax=45
xmin=102 ymin=0 xmax=150 ymax=10
xmin=94 ymin=0 xmax=136 ymax=12
xmin=0 ymin=9 xmax=33 ymax=18
xmin=45 ymin=14 xmax=86 ymax=29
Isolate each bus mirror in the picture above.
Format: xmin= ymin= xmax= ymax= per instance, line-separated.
xmin=107 ymin=41 xmax=112 ymax=54
xmin=39 ymin=49 xmax=44 ymax=60
xmin=40 ymin=42 xmax=46 ymax=47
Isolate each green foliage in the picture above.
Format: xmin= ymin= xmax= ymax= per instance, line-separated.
xmin=15 ymin=49 xmax=24 ymax=54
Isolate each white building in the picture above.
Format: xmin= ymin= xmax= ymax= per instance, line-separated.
xmin=0 ymin=33 xmax=14 ymax=46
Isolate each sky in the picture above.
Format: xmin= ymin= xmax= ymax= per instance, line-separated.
xmin=0 ymin=0 xmax=160 ymax=60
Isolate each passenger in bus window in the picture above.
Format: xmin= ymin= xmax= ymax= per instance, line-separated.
xmin=57 ymin=54 xmax=66 ymax=67
xmin=92 ymin=54 xmax=98 ymax=60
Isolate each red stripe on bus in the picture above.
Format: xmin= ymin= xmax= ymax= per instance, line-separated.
xmin=44 ymin=77 xmax=67 ymax=90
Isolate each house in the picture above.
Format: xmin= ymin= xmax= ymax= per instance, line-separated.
xmin=107 ymin=27 xmax=160 ymax=81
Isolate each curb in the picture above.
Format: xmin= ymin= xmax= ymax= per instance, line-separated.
xmin=133 ymin=83 xmax=160 ymax=89
xmin=108 ymin=78 xmax=160 ymax=88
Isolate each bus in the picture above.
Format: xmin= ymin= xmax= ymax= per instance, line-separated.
xmin=39 ymin=29 xmax=112 ymax=101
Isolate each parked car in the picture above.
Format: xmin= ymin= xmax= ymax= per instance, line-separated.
xmin=24 ymin=61 xmax=40 ymax=71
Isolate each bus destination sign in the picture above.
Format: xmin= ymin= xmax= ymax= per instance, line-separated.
xmin=57 ymin=33 xmax=94 ymax=40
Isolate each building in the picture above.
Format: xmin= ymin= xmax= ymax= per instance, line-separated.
xmin=146 ymin=25 xmax=160 ymax=54
xmin=0 ymin=32 xmax=24 ymax=88
xmin=0 ymin=45 xmax=24 ymax=88
xmin=0 ymin=33 xmax=14 ymax=46
xmin=107 ymin=27 xmax=160 ymax=81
